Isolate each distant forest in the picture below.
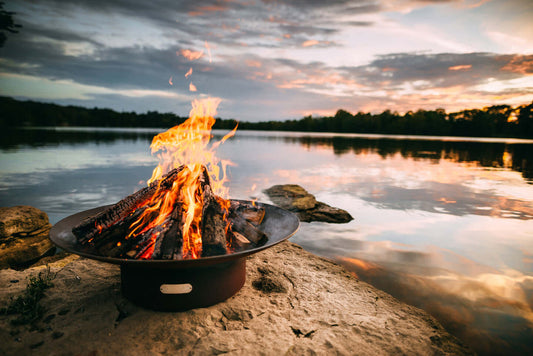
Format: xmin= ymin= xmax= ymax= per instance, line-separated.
xmin=1 ymin=96 xmax=532 ymax=138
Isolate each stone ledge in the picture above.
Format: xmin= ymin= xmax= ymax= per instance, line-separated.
xmin=0 ymin=241 xmax=471 ymax=355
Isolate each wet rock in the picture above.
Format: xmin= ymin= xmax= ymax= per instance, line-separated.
xmin=0 ymin=206 xmax=54 ymax=269
xmin=264 ymin=184 xmax=353 ymax=223
xmin=0 ymin=241 xmax=472 ymax=355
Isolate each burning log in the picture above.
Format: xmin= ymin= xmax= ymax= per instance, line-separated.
xmin=72 ymin=166 xmax=184 ymax=244
xmin=71 ymin=165 xmax=268 ymax=260
xmin=200 ymin=184 xmax=228 ymax=257
xmin=152 ymin=208 xmax=184 ymax=260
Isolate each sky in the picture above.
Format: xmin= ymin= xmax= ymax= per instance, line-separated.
xmin=0 ymin=0 xmax=532 ymax=121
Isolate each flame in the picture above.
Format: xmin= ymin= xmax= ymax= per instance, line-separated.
xmin=126 ymin=98 xmax=236 ymax=259
xmin=185 ymin=68 xmax=193 ymax=78
xmin=189 ymin=83 xmax=197 ymax=92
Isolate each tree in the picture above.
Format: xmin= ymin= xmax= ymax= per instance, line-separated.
xmin=0 ymin=1 xmax=22 ymax=48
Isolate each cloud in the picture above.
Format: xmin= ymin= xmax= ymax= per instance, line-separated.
xmin=448 ymin=64 xmax=472 ymax=71
xmin=1 ymin=0 xmax=532 ymax=120
xmin=501 ymin=54 xmax=533 ymax=75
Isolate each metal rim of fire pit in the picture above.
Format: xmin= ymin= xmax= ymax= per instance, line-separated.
xmin=50 ymin=200 xmax=299 ymax=268
xmin=49 ymin=200 xmax=299 ymax=311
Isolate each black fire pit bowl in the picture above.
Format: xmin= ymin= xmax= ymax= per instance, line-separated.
xmin=50 ymin=200 xmax=299 ymax=311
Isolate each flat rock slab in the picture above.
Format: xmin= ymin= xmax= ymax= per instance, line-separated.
xmin=0 ymin=242 xmax=471 ymax=355
xmin=264 ymin=185 xmax=353 ymax=223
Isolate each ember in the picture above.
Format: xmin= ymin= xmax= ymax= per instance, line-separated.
xmin=72 ymin=98 xmax=266 ymax=259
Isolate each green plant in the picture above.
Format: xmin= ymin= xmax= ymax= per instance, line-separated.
xmin=2 ymin=266 xmax=56 ymax=325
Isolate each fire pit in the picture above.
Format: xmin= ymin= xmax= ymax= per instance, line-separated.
xmin=50 ymin=200 xmax=299 ymax=311
xmin=49 ymin=95 xmax=299 ymax=311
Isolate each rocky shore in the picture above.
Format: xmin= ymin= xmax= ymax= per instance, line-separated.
xmin=0 ymin=205 xmax=472 ymax=355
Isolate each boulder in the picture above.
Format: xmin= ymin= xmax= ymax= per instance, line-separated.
xmin=264 ymin=184 xmax=353 ymax=223
xmin=0 ymin=242 xmax=472 ymax=355
xmin=0 ymin=206 xmax=54 ymax=269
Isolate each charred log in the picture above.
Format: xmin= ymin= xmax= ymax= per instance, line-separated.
xmin=72 ymin=164 xmax=269 ymax=260
xmin=200 ymin=169 xmax=228 ymax=257
xmin=152 ymin=208 xmax=183 ymax=260
xmin=228 ymin=230 xmax=252 ymax=251
xmin=73 ymin=167 xmax=184 ymax=243
xmin=229 ymin=201 xmax=265 ymax=226
xmin=230 ymin=214 xmax=267 ymax=245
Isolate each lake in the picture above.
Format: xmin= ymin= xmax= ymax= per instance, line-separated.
xmin=1 ymin=127 xmax=532 ymax=355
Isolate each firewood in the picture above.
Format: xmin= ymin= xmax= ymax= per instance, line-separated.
xmin=229 ymin=201 xmax=265 ymax=226
xmin=229 ymin=214 xmax=267 ymax=245
xmin=152 ymin=208 xmax=183 ymax=260
xmin=229 ymin=231 xmax=251 ymax=251
xmin=200 ymin=169 xmax=228 ymax=257
xmin=73 ymin=167 xmax=184 ymax=243
xmin=71 ymin=164 xmax=269 ymax=260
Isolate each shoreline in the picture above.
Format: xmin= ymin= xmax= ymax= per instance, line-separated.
xmin=0 ymin=241 xmax=472 ymax=355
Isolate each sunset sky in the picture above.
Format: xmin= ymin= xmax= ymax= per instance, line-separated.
xmin=1 ymin=0 xmax=532 ymax=121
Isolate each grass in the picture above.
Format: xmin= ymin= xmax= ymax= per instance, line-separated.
xmin=2 ymin=266 xmax=56 ymax=325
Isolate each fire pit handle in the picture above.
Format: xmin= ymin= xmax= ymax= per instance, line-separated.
xmin=160 ymin=283 xmax=193 ymax=294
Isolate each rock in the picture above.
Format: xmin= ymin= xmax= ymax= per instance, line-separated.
xmin=264 ymin=184 xmax=353 ymax=223
xmin=0 ymin=242 xmax=472 ymax=355
xmin=0 ymin=206 xmax=54 ymax=269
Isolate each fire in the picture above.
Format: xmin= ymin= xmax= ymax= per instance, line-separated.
xmin=126 ymin=97 xmax=237 ymax=259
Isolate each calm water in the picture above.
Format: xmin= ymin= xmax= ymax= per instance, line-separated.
xmin=1 ymin=127 xmax=533 ymax=355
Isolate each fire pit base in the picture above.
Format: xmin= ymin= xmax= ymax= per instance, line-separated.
xmin=121 ymin=258 xmax=246 ymax=311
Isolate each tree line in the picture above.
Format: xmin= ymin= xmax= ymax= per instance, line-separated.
xmin=1 ymin=96 xmax=532 ymax=138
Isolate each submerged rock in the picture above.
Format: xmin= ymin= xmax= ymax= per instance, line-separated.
xmin=0 ymin=241 xmax=472 ymax=355
xmin=0 ymin=206 xmax=54 ymax=269
xmin=264 ymin=184 xmax=353 ymax=223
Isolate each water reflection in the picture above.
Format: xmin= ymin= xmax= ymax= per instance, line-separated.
xmin=337 ymin=256 xmax=533 ymax=356
xmin=362 ymin=182 xmax=533 ymax=219
xmin=0 ymin=127 xmax=157 ymax=150
xmin=285 ymin=135 xmax=533 ymax=182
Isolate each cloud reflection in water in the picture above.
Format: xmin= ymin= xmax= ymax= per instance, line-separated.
xmin=275 ymin=134 xmax=533 ymax=355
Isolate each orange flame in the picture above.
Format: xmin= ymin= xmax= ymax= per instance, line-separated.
xmin=127 ymin=98 xmax=237 ymax=259
xmin=185 ymin=68 xmax=193 ymax=78
xmin=189 ymin=82 xmax=197 ymax=92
